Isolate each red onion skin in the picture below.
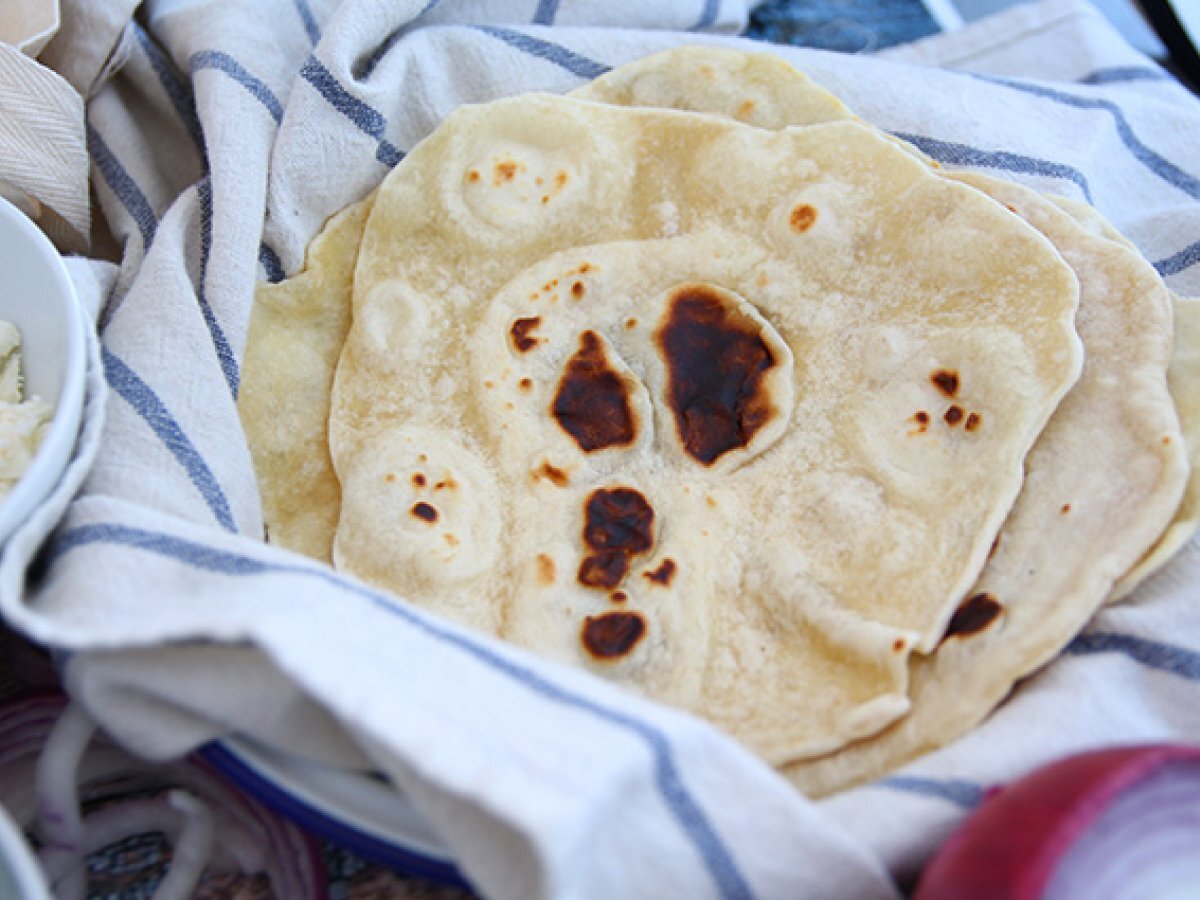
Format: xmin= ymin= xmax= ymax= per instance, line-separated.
xmin=914 ymin=744 xmax=1200 ymax=900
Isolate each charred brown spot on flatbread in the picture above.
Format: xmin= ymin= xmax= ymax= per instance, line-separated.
xmin=583 ymin=487 xmax=654 ymax=553
xmin=581 ymin=611 xmax=646 ymax=660
xmin=944 ymin=405 xmax=964 ymax=427
xmin=536 ymin=553 xmax=556 ymax=586
xmin=552 ymin=330 xmax=638 ymax=452
xmin=643 ymin=558 xmax=677 ymax=586
xmin=534 ymin=460 xmax=570 ymax=487
xmin=494 ymin=160 xmax=520 ymax=184
xmin=578 ymin=551 xmax=630 ymax=589
xmin=789 ymin=204 xmax=817 ymax=232
xmin=510 ymin=317 xmax=544 ymax=353
xmin=411 ymin=502 xmax=438 ymax=523
xmin=656 ymin=285 xmax=779 ymax=465
xmin=965 ymin=412 xmax=982 ymax=432
xmin=942 ymin=592 xmax=1004 ymax=641
xmin=931 ymin=368 xmax=959 ymax=397
xmin=578 ymin=487 xmax=655 ymax=590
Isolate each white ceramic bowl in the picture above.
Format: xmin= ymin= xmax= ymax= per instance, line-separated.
xmin=0 ymin=196 xmax=87 ymax=548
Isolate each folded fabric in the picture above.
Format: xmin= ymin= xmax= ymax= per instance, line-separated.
xmin=1 ymin=0 xmax=1198 ymax=897
xmin=0 ymin=41 xmax=89 ymax=251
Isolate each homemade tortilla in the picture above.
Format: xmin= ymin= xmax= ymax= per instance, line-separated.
xmin=239 ymin=197 xmax=372 ymax=562
xmin=573 ymin=44 xmax=853 ymax=128
xmin=1047 ymin=195 xmax=1200 ymax=600
xmin=782 ymin=175 xmax=1185 ymax=794
xmin=241 ymin=48 xmax=1190 ymax=785
xmin=327 ymin=94 xmax=1082 ymax=763
xmin=1108 ymin=293 xmax=1200 ymax=600
xmin=577 ymin=47 xmax=1186 ymax=790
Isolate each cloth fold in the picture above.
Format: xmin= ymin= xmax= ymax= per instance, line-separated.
xmin=2 ymin=0 xmax=1199 ymax=897
xmin=0 ymin=41 xmax=89 ymax=251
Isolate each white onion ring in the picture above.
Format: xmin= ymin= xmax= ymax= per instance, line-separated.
xmin=0 ymin=691 xmax=327 ymax=898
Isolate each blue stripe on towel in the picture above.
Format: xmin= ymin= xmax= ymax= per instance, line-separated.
xmin=133 ymin=23 xmax=205 ymax=150
xmin=299 ymin=56 xmax=405 ymax=167
xmin=258 ymin=242 xmax=286 ymax=283
xmin=355 ymin=0 xmax=442 ymax=80
xmin=100 ymin=350 xmax=237 ymax=533
xmin=190 ymin=50 xmax=285 ymax=125
xmin=1066 ymin=631 xmax=1200 ymax=681
xmin=880 ymin=776 xmax=984 ymax=810
xmin=473 ymin=26 xmax=610 ymax=79
xmin=976 ymin=75 xmax=1200 ymax=200
xmin=196 ymin=178 xmax=240 ymax=397
xmin=532 ymin=0 xmax=560 ymax=25
xmin=1078 ymin=66 xmax=1170 ymax=86
xmin=292 ymin=0 xmax=321 ymax=45
xmin=1153 ymin=239 xmax=1200 ymax=278
xmin=87 ymin=123 xmax=159 ymax=250
xmin=892 ymin=131 xmax=1093 ymax=201
xmin=50 ymin=522 xmax=754 ymax=900
xmin=693 ymin=0 xmax=721 ymax=29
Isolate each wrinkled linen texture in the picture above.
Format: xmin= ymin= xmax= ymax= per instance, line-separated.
xmin=2 ymin=0 xmax=1199 ymax=897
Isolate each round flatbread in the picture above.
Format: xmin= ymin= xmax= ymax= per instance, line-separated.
xmin=573 ymin=44 xmax=853 ymax=128
xmin=782 ymin=175 xmax=1186 ymax=794
xmin=1108 ymin=292 xmax=1200 ymax=600
xmin=1047 ymin=196 xmax=1200 ymax=600
xmin=327 ymin=93 xmax=1082 ymax=763
xmin=576 ymin=47 xmax=1186 ymax=790
xmin=241 ymin=49 xmax=1186 ymax=787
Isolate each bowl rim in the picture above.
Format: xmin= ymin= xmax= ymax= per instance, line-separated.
xmin=0 ymin=196 xmax=88 ymax=547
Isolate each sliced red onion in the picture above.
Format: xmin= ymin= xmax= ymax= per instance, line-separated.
xmin=0 ymin=691 xmax=327 ymax=899
xmin=154 ymin=791 xmax=216 ymax=900
xmin=915 ymin=744 xmax=1200 ymax=900
xmin=1043 ymin=760 xmax=1200 ymax=899
xmin=35 ymin=703 xmax=93 ymax=900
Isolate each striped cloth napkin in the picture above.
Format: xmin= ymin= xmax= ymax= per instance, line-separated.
xmin=1 ymin=0 xmax=1198 ymax=897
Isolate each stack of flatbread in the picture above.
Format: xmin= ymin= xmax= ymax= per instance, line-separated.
xmin=238 ymin=48 xmax=1198 ymax=797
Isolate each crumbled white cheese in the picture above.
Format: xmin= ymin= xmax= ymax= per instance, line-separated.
xmin=0 ymin=321 xmax=51 ymax=499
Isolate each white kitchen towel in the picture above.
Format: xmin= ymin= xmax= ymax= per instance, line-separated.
xmin=2 ymin=0 xmax=1199 ymax=897
xmin=0 ymin=40 xmax=90 ymax=251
